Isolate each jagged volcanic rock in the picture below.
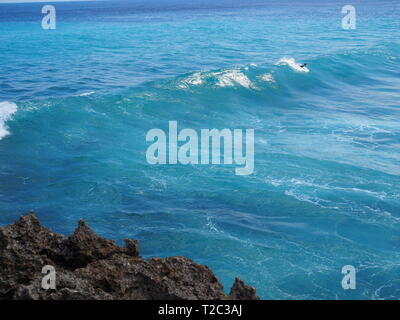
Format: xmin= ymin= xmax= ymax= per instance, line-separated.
xmin=0 ymin=212 xmax=259 ymax=300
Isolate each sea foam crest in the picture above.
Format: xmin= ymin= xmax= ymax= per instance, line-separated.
xmin=276 ymin=57 xmax=309 ymax=73
xmin=0 ymin=101 xmax=18 ymax=140
xmin=78 ymin=91 xmax=95 ymax=97
xmin=215 ymin=69 xmax=253 ymax=88
xmin=179 ymin=68 xmax=255 ymax=89
xmin=178 ymin=72 xmax=204 ymax=88
xmin=259 ymin=73 xmax=275 ymax=82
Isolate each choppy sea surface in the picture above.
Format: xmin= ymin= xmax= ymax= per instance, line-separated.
xmin=1 ymin=0 xmax=400 ymax=299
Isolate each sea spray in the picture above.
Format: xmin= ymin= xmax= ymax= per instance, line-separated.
xmin=276 ymin=57 xmax=310 ymax=73
xmin=0 ymin=102 xmax=17 ymax=140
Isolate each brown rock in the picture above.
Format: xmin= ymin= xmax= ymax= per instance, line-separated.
xmin=123 ymin=239 xmax=140 ymax=257
xmin=63 ymin=219 xmax=128 ymax=268
xmin=229 ymin=277 xmax=260 ymax=300
xmin=0 ymin=212 xmax=259 ymax=300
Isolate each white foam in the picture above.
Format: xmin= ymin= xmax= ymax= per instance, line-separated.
xmin=78 ymin=91 xmax=95 ymax=96
xmin=215 ymin=69 xmax=253 ymax=88
xmin=276 ymin=57 xmax=309 ymax=73
xmin=178 ymin=69 xmax=255 ymax=89
xmin=185 ymin=73 xmax=203 ymax=86
xmin=178 ymin=72 xmax=204 ymax=88
xmin=244 ymin=63 xmax=257 ymax=71
xmin=0 ymin=101 xmax=18 ymax=140
xmin=259 ymin=73 xmax=275 ymax=82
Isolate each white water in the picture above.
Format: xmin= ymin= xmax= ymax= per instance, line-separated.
xmin=0 ymin=101 xmax=18 ymax=140
xmin=277 ymin=57 xmax=310 ymax=73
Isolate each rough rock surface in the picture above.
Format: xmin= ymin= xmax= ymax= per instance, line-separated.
xmin=228 ymin=277 xmax=259 ymax=300
xmin=0 ymin=212 xmax=259 ymax=300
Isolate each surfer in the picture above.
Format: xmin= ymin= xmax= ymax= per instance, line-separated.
xmin=300 ymin=63 xmax=307 ymax=68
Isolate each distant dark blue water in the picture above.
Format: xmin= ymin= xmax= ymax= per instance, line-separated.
xmin=0 ymin=0 xmax=400 ymax=299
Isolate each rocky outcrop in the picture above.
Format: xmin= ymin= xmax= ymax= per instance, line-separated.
xmin=228 ymin=277 xmax=259 ymax=300
xmin=0 ymin=212 xmax=259 ymax=300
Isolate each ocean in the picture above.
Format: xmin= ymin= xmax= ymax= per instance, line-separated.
xmin=0 ymin=0 xmax=399 ymax=299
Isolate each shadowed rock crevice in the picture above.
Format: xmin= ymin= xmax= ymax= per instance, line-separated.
xmin=0 ymin=212 xmax=259 ymax=300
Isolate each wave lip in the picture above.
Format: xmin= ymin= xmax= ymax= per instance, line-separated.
xmin=77 ymin=91 xmax=95 ymax=97
xmin=276 ymin=57 xmax=309 ymax=73
xmin=178 ymin=68 xmax=256 ymax=90
xmin=215 ymin=69 xmax=253 ymax=88
xmin=0 ymin=101 xmax=18 ymax=140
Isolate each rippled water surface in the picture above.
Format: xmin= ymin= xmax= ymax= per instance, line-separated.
xmin=0 ymin=0 xmax=399 ymax=299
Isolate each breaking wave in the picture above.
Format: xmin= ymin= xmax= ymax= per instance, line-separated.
xmin=0 ymin=101 xmax=17 ymax=140
xmin=178 ymin=68 xmax=255 ymax=89
xmin=276 ymin=57 xmax=310 ymax=73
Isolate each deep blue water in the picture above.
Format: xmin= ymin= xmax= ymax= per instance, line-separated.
xmin=1 ymin=0 xmax=400 ymax=299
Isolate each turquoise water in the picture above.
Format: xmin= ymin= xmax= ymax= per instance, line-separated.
xmin=1 ymin=0 xmax=400 ymax=299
